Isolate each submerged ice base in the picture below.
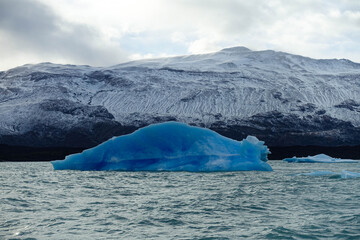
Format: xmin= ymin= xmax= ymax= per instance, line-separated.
xmin=52 ymin=122 xmax=272 ymax=171
xmin=283 ymin=154 xmax=358 ymax=163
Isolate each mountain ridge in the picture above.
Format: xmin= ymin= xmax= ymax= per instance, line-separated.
xmin=0 ymin=46 xmax=359 ymax=152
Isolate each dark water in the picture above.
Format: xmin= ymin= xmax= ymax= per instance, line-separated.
xmin=1 ymin=161 xmax=360 ymax=240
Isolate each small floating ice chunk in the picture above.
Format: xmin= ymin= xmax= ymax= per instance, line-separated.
xmin=295 ymin=171 xmax=337 ymax=176
xmin=283 ymin=154 xmax=358 ymax=163
xmin=295 ymin=170 xmax=360 ymax=179
xmin=341 ymin=170 xmax=360 ymax=179
xmin=51 ymin=122 xmax=272 ymax=171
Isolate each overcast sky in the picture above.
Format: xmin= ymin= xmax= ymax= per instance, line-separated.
xmin=0 ymin=0 xmax=360 ymax=70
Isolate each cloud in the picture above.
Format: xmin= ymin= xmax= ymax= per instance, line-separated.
xmin=1 ymin=0 xmax=360 ymax=70
xmin=0 ymin=0 xmax=128 ymax=70
xmin=174 ymin=0 xmax=360 ymax=61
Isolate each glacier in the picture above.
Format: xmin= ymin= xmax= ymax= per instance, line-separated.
xmin=51 ymin=122 xmax=272 ymax=171
xmin=283 ymin=154 xmax=358 ymax=163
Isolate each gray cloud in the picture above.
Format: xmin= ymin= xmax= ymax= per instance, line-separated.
xmin=0 ymin=0 xmax=127 ymax=69
xmin=1 ymin=0 xmax=360 ymax=70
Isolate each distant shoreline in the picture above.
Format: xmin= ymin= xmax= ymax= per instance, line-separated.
xmin=0 ymin=144 xmax=359 ymax=162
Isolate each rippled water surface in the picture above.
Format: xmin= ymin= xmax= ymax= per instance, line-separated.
xmin=1 ymin=161 xmax=360 ymax=239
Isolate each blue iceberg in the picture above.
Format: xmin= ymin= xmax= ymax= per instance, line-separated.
xmin=51 ymin=122 xmax=272 ymax=171
xmin=283 ymin=154 xmax=358 ymax=163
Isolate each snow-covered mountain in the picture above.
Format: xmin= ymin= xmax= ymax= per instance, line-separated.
xmin=0 ymin=46 xmax=359 ymax=148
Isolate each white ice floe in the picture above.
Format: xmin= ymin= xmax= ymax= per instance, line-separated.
xmin=283 ymin=154 xmax=358 ymax=163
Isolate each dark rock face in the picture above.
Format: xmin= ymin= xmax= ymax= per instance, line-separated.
xmin=335 ymin=100 xmax=360 ymax=112
xmin=29 ymin=72 xmax=66 ymax=82
xmin=0 ymin=99 xmax=128 ymax=148
xmin=84 ymin=70 xmax=134 ymax=87
xmin=210 ymin=112 xmax=360 ymax=147
xmin=39 ymin=99 xmax=114 ymax=119
xmin=4 ymin=111 xmax=358 ymax=148
xmin=297 ymin=103 xmax=317 ymax=113
xmin=0 ymin=121 xmax=136 ymax=148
